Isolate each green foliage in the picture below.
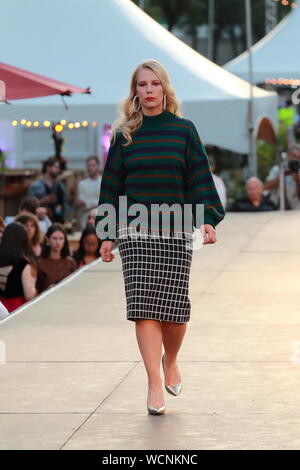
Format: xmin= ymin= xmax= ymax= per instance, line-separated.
xmin=131 ymin=0 xmax=292 ymax=63
xmin=277 ymin=122 xmax=290 ymax=152
xmin=256 ymin=139 xmax=276 ymax=182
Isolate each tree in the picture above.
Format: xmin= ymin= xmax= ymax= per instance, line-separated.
xmin=132 ymin=0 xmax=292 ymax=64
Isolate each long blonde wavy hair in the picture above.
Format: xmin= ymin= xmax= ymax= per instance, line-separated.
xmin=110 ymin=59 xmax=182 ymax=147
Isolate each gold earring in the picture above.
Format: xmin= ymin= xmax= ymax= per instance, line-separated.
xmin=132 ymin=95 xmax=141 ymax=112
xmin=163 ymin=94 xmax=167 ymax=110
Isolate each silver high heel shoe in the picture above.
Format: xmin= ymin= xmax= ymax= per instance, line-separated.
xmin=147 ymin=389 xmax=166 ymax=415
xmin=147 ymin=405 xmax=166 ymax=415
xmin=162 ymin=353 xmax=182 ymax=396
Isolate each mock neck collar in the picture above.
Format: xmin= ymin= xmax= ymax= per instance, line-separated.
xmin=141 ymin=109 xmax=172 ymax=122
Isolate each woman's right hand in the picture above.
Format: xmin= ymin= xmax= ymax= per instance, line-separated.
xmin=100 ymin=241 xmax=115 ymax=262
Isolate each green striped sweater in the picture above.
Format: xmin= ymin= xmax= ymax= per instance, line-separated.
xmin=95 ymin=109 xmax=225 ymax=242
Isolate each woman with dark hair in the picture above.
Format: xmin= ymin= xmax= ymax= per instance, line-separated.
xmin=14 ymin=213 xmax=42 ymax=282
xmin=14 ymin=212 xmax=43 ymax=257
xmin=36 ymin=224 xmax=77 ymax=293
xmin=72 ymin=225 xmax=101 ymax=267
xmin=0 ymin=222 xmax=37 ymax=312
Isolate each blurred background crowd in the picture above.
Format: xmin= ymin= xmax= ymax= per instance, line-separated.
xmin=0 ymin=155 xmax=102 ymax=318
xmin=1 ymin=119 xmax=300 ymax=319
xmin=1 ymin=0 xmax=300 ymax=318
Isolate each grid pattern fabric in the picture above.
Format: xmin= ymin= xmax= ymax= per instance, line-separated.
xmin=117 ymin=225 xmax=193 ymax=323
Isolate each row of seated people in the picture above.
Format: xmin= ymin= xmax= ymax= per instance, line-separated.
xmin=0 ymin=196 xmax=100 ymax=316
xmin=208 ymin=144 xmax=300 ymax=213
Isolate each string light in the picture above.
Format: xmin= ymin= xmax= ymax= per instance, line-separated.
xmin=9 ymin=119 xmax=94 ymax=128
xmin=54 ymin=123 xmax=63 ymax=133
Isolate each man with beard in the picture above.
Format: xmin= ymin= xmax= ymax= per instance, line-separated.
xmin=27 ymin=157 xmax=68 ymax=223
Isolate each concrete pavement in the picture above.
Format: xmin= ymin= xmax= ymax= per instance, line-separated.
xmin=0 ymin=210 xmax=300 ymax=450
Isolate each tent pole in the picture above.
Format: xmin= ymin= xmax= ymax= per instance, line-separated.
xmin=245 ymin=0 xmax=257 ymax=177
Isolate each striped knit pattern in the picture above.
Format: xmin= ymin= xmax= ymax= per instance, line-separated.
xmin=95 ymin=109 xmax=225 ymax=242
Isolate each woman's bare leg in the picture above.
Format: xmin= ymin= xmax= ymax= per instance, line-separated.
xmin=135 ymin=319 xmax=164 ymax=408
xmin=161 ymin=321 xmax=188 ymax=385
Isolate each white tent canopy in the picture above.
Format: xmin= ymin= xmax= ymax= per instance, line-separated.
xmin=0 ymin=0 xmax=278 ymax=153
xmin=224 ymin=5 xmax=300 ymax=84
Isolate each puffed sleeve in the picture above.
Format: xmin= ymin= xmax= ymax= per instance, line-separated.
xmin=185 ymin=121 xmax=225 ymax=229
xmin=95 ymin=131 xmax=127 ymax=243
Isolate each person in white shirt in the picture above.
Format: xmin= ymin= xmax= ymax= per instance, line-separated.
xmin=263 ymin=145 xmax=300 ymax=210
xmin=208 ymin=155 xmax=227 ymax=210
xmin=76 ymin=156 xmax=102 ymax=229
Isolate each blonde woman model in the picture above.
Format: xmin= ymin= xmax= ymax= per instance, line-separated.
xmin=95 ymin=59 xmax=225 ymax=415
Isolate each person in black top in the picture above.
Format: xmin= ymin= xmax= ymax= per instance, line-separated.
xmin=27 ymin=157 xmax=68 ymax=223
xmin=72 ymin=225 xmax=101 ymax=268
xmin=229 ymin=176 xmax=277 ymax=212
xmin=0 ymin=222 xmax=37 ymax=312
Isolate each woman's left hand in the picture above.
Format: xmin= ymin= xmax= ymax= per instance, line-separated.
xmin=200 ymin=224 xmax=217 ymax=244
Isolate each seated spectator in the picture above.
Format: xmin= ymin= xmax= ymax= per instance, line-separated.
xmin=263 ymin=145 xmax=300 ymax=210
xmin=36 ymin=224 xmax=77 ymax=293
xmin=72 ymin=225 xmax=101 ymax=268
xmin=229 ymin=177 xmax=277 ymax=212
xmin=4 ymin=196 xmax=52 ymax=235
xmin=14 ymin=213 xmax=40 ymax=280
xmin=27 ymin=157 xmax=69 ymax=223
xmin=35 ymin=206 xmax=53 ymax=235
xmin=76 ymin=156 xmax=102 ymax=230
xmin=19 ymin=195 xmax=39 ymax=214
xmin=86 ymin=208 xmax=97 ymax=228
xmin=14 ymin=212 xmax=43 ymax=258
xmin=0 ymin=222 xmax=37 ymax=313
xmin=20 ymin=196 xmax=52 ymax=234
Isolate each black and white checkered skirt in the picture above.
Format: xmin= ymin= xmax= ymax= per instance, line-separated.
xmin=117 ymin=225 xmax=194 ymax=323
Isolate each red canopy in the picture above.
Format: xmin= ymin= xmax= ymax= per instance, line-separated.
xmin=0 ymin=62 xmax=91 ymax=101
